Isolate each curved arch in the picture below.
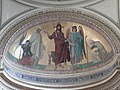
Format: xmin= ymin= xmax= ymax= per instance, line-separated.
xmin=0 ymin=8 xmax=120 ymax=89
xmin=14 ymin=0 xmax=104 ymax=7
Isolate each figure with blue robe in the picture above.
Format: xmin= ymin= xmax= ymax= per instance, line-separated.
xmin=68 ymin=26 xmax=84 ymax=67
xmin=19 ymin=40 xmax=34 ymax=65
xmin=20 ymin=40 xmax=33 ymax=58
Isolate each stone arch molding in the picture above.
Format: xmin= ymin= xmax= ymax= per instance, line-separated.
xmin=14 ymin=0 xmax=103 ymax=7
xmin=0 ymin=8 xmax=120 ymax=89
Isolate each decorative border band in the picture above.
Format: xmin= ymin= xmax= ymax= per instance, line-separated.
xmin=4 ymin=62 xmax=116 ymax=87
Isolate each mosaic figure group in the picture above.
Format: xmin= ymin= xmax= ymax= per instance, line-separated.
xmin=18 ymin=23 xmax=108 ymax=70
xmin=44 ymin=24 xmax=86 ymax=70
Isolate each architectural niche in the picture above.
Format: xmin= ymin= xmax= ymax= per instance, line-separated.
xmin=0 ymin=9 xmax=120 ymax=90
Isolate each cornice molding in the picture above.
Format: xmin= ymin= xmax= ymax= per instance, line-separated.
xmin=0 ymin=69 xmax=120 ymax=90
xmin=14 ymin=0 xmax=104 ymax=7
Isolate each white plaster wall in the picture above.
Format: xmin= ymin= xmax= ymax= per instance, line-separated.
xmin=86 ymin=0 xmax=119 ymax=24
xmin=0 ymin=0 xmax=2 ymax=27
xmin=1 ymin=0 xmax=32 ymax=26
xmin=118 ymin=0 xmax=120 ymax=26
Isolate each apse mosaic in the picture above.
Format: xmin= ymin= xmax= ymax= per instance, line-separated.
xmin=8 ymin=21 xmax=113 ymax=71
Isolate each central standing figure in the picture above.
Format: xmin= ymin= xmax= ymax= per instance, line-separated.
xmin=45 ymin=23 xmax=70 ymax=70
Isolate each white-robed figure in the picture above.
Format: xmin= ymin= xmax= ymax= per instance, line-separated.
xmin=29 ymin=28 xmax=45 ymax=65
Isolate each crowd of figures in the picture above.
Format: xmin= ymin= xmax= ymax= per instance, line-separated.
xmin=18 ymin=23 xmax=108 ymax=70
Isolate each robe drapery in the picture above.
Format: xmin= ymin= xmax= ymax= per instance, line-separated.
xmin=29 ymin=31 xmax=45 ymax=65
xmin=90 ymin=41 xmax=108 ymax=61
xmin=69 ymin=32 xmax=84 ymax=64
xmin=19 ymin=56 xmax=34 ymax=65
xmin=48 ymin=31 xmax=70 ymax=65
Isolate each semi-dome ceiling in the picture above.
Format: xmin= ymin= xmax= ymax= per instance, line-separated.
xmin=1 ymin=9 xmax=119 ymax=89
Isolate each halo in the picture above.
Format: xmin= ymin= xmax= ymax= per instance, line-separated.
xmin=54 ymin=22 xmax=64 ymax=28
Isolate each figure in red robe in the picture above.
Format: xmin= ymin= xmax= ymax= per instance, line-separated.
xmin=45 ymin=24 xmax=70 ymax=70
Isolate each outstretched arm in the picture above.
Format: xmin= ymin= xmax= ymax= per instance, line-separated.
xmin=19 ymin=36 xmax=25 ymax=45
xmin=44 ymin=30 xmax=49 ymax=36
xmin=44 ymin=30 xmax=55 ymax=39
xmin=48 ymin=32 xmax=55 ymax=39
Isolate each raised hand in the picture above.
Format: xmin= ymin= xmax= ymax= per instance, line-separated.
xmin=19 ymin=36 xmax=25 ymax=45
xmin=44 ymin=30 xmax=49 ymax=36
